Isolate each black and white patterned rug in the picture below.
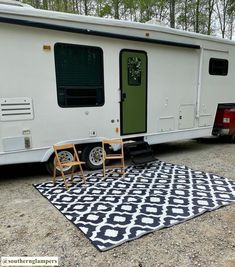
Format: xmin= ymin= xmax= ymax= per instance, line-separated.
xmin=34 ymin=161 xmax=235 ymax=251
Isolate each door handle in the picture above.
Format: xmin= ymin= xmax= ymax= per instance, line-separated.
xmin=121 ymin=93 xmax=126 ymax=102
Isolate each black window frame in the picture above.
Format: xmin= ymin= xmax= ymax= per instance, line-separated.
xmin=54 ymin=42 xmax=105 ymax=108
xmin=209 ymin=58 xmax=228 ymax=76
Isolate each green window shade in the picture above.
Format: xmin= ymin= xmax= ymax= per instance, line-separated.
xmin=54 ymin=43 xmax=104 ymax=107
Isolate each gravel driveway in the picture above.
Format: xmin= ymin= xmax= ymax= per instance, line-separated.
xmin=0 ymin=138 xmax=234 ymax=267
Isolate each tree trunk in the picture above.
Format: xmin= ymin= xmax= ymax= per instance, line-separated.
xmin=42 ymin=0 xmax=48 ymax=9
xmin=34 ymin=0 xmax=40 ymax=8
xmin=184 ymin=0 xmax=188 ymax=30
xmin=216 ymin=0 xmax=229 ymax=38
xmin=84 ymin=0 xmax=88 ymax=15
xmin=207 ymin=0 xmax=215 ymax=35
xmin=63 ymin=0 xmax=68 ymax=12
xmin=195 ymin=0 xmax=200 ymax=33
xmin=229 ymin=14 xmax=234 ymax=39
xmin=114 ymin=0 xmax=120 ymax=19
xmin=169 ymin=0 xmax=176 ymax=28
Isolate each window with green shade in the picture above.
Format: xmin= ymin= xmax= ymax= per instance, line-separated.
xmin=54 ymin=43 xmax=104 ymax=107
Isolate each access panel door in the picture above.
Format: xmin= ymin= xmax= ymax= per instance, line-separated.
xmin=120 ymin=50 xmax=147 ymax=135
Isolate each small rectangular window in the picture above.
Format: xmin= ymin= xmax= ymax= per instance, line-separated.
xmin=54 ymin=43 xmax=104 ymax=107
xmin=209 ymin=58 xmax=228 ymax=76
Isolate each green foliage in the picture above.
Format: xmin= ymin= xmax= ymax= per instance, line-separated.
xmin=20 ymin=0 xmax=235 ymax=38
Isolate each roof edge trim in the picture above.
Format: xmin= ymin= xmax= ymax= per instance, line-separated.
xmin=0 ymin=16 xmax=201 ymax=49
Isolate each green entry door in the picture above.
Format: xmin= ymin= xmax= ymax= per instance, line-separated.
xmin=120 ymin=50 xmax=147 ymax=135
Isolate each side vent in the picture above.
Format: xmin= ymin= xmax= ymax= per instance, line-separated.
xmin=0 ymin=97 xmax=34 ymax=121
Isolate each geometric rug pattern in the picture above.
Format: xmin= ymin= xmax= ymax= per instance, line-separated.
xmin=34 ymin=161 xmax=235 ymax=251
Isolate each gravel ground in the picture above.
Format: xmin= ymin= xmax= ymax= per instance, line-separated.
xmin=0 ymin=138 xmax=235 ymax=267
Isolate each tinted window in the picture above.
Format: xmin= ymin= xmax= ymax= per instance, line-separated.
xmin=54 ymin=43 xmax=104 ymax=107
xmin=209 ymin=58 xmax=228 ymax=76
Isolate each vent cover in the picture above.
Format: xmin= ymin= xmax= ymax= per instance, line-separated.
xmin=0 ymin=97 xmax=34 ymax=121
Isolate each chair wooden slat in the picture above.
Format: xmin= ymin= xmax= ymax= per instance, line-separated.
xmin=103 ymin=139 xmax=123 ymax=144
xmin=61 ymin=161 xmax=85 ymax=167
xmin=105 ymin=155 xmax=123 ymax=159
xmin=53 ymin=144 xmax=75 ymax=150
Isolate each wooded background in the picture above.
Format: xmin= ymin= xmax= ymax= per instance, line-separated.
xmin=20 ymin=0 xmax=235 ymax=40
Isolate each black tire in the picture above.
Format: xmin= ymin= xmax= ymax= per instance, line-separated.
xmin=45 ymin=149 xmax=78 ymax=176
xmin=82 ymin=143 xmax=108 ymax=170
xmin=218 ymin=135 xmax=231 ymax=143
xmin=230 ymin=134 xmax=235 ymax=143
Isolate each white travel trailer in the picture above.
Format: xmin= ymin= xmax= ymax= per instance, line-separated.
xmin=0 ymin=0 xmax=234 ymax=172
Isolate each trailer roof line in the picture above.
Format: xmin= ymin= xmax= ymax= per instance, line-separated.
xmin=0 ymin=16 xmax=201 ymax=49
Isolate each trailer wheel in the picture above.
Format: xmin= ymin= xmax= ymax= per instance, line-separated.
xmin=45 ymin=150 xmax=77 ymax=175
xmin=82 ymin=143 xmax=107 ymax=170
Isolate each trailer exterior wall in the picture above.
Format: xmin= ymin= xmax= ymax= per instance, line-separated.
xmin=0 ymin=5 xmax=235 ymax=165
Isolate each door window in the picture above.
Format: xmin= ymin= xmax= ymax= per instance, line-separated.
xmin=128 ymin=57 xmax=142 ymax=86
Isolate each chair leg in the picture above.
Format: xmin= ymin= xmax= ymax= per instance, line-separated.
xmin=103 ymin=159 xmax=106 ymax=178
xmin=102 ymin=143 xmax=105 ymax=178
xmin=71 ymin=166 xmax=75 ymax=182
xmin=60 ymin=167 xmax=69 ymax=190
xmin=79 ymin=164 xmax=86 ymax=184
xmin=121 ymin=157 xmax=125 ymax=175
xmin=52 ymin=164 xmax=56 ymax=185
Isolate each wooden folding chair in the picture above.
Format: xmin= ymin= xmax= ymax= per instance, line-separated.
xmin=53 ymin=144 xmax=86 ymax=190
xmin=102 ymin=139 xmax=125 ymax=177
